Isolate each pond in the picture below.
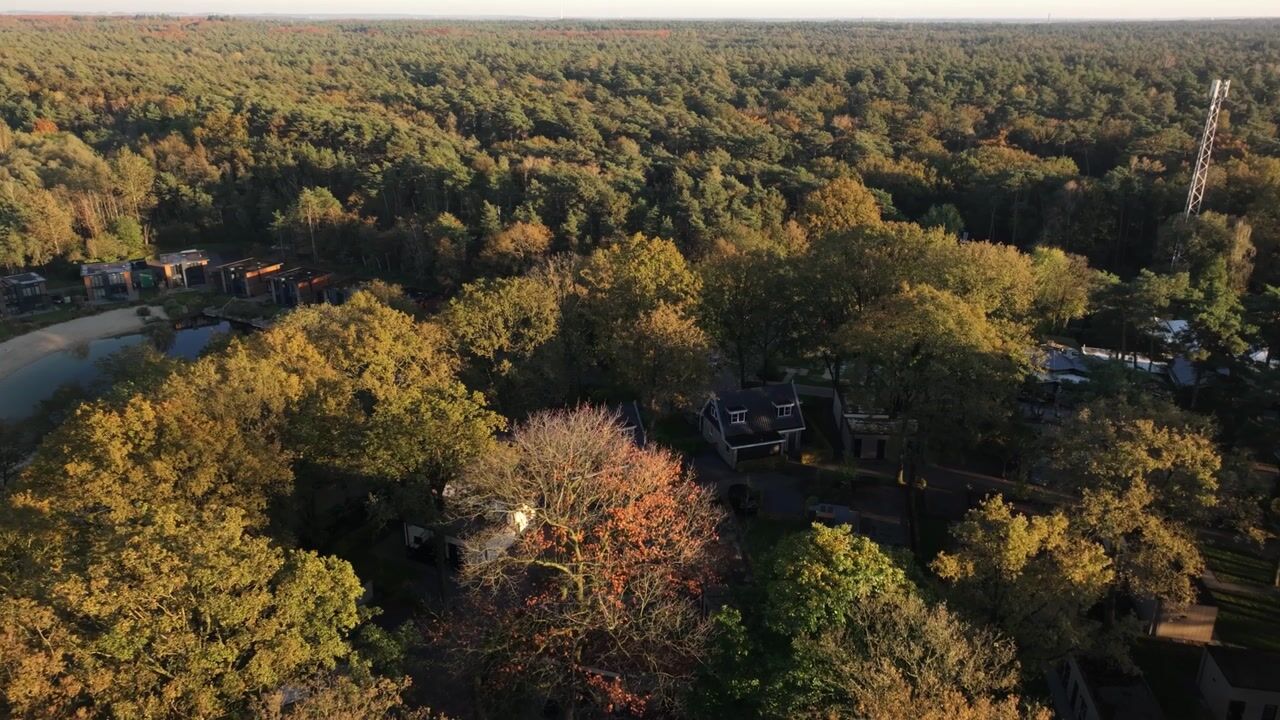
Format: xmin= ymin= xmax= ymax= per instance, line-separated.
xmin=0 ymin=320 xmax=232 ymax=421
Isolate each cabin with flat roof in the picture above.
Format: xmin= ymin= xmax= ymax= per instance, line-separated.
xmin=148 ymin=249 xmax=209 ymax=288
xmin=269 ymin=267 xmax=334 ymax=308
xmin=1 ymin=272 xmax=50 ymax=315
xmin=212 ymin=258 xmax=284 ymax=298
xmin=80 ymin=262 xmax=136 ymax=302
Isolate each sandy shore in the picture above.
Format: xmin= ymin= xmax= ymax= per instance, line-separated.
xmin=0 ymin=306 xmax=168 ymax=379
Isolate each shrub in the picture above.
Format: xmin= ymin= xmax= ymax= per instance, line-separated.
xmin=136 ymin=306 xmax=151 ymax=317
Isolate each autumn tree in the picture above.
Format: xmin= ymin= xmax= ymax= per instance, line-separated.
xmin=932 ymin=496 xmax=1114 ymax=664
xmin=451 ymin=407 xmax=725 ymax=718
xmin=477 ymin=219 xmax=553 ymax=275
xmin=254 ymin=675 xmax=442 ymax=720
xmin=276 ymin=292 xmax=503 ymax=547
xmin=1043 ymin=399 xmax=1231 ymax=608
xmin=0 ymin=502 xmax=364 ymax=719
xmin=445 ymin=274 xmax=560 ymax=408
xmin=1030 ymin=246 xmax=1100 ymax=331
xmin=699 ymin=247 xmax=799 ymax=387
xmin=796 ymin=222 xmax=950 ymax=394
xmin=697 ymin=525 xmax=1042 ymax=720
xmin=110 ymin=147 xmax=156 ymax=218
xmin=608 ymin=302 xmax=711 ymax=417
xmin=936 ymin=240 xmax=1037 ymax=322
xmin=798 ymin=175 xmax=882 ymax=238
xmin=275 ymin=186 xmax=346 ymax=260
xmin=579 ymin=233 xmax=703 ymax=391
xmin=839 ymin=284 xmax=1032 ymax=548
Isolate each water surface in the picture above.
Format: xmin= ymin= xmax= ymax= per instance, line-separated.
xmin=0 ymin=321 xmax=231 ymax=421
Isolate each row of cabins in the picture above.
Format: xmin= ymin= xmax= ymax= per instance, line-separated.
xmin=74 ymin=252 xmax=347 ymax=309
xmin=212 ymin=258 xmax=346 ymax=307
xmin=80 ymin=250 xmax=216 ymax=302
xmin=3 ymin=253 xmax=348 ymax=316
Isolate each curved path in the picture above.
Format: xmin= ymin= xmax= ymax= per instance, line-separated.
xmin=0 ymin=306 xmax=166 ymax=381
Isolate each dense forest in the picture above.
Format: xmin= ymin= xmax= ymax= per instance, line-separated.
xmin=2 ymin=16 xmax=1280 ymax=720
xmin=1 ymin=18 xmax=1279 ymax=282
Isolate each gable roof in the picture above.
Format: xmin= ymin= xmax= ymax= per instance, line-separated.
xmin=706 ymin=383 xmax=804 ymax=447
xmin=1044 ymin=346 xmax=1090 ymax=375
xmin=1206 ymin=645 xmax=1280 ymax=692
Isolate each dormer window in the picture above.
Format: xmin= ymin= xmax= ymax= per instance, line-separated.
xmin=728 ymin=407 xmax=747 ymax=424
xmin=775 ymin=402 xmax=794 ymax=419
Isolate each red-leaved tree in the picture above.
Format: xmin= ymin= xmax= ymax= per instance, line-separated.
xmin=449 ymin=406 xmax=726 ymax=719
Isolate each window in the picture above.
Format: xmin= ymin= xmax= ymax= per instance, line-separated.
xmin=1227 ymin=700 xmax=1246 ymax=720
xmin=776 ymin=403 xmax=794 ymax=418
xmin=1262 ymin=704 xmax=1277 ymax=720
xmin=728 ymin=408 xmax=747 ymax=424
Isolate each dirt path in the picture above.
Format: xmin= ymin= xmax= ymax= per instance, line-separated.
xmin=0 ymin=306 xmax=167 ymax=379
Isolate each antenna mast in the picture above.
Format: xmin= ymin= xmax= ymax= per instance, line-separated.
xmin=1184 ymin=78 xmax=1230 ymax=218
xmin=1172 ymin=78 xmax=1229 ymax=268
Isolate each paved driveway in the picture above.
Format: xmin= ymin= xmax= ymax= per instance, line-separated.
xmin=690 ymin=450 xmax=808 ymax=519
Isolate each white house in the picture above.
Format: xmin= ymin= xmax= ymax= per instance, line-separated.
xmin=700 ymin=383 xmax=805 ymax=469
xmin=1197 ymin=646 xmax=1280 ymax=720
xmin=404 ymin=503 xmax=536 ymax=567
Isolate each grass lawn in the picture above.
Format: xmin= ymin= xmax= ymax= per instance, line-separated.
xmin=1132 ymin=638 xmax=1212 ymax=720
xmin=1203 ymin=543 xmax=1277 ymax=587
xmin=1204 ymin=586 xmax=1280 ymax=652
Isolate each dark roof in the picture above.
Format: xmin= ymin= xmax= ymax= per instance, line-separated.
xmin=706 ymin=383 xmax=804 ymax=447
xmin=271 ymin=267 xmax=332 ymax=284
xmin=613 ymin=401 xmax=645 ymax=446
xmin=153 ymin=249 xmax=208 ymax=265
xmin=1071 ymin=655 xmax=1165 ymax=720
xmin=1206 ymin=645 xmax=1280 ymax=691
xmin=844 ymin=412 xmax=914 ymax=436
xmin=213 ymin=257 xmax=282 ymax=272
xmin=1043 ymin=346 xmax=1091 ymax=375
xmin=1168 ymin=357 xmax=1201 ymax=388
xmin=2 ymin=272 xmax=45 ymax=285
xmin=80 ymin=261 xmax=132 ymax=276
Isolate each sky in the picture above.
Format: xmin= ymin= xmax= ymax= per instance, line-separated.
xmin=5 ymin=0 xmax=1280 ymax=19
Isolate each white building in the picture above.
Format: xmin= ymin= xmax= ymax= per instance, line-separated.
xmin=1197 ymin=646 xmax=1280 ymax=720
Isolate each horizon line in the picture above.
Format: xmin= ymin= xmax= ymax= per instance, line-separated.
xmin=3 ymin=11 xmax=1280 ymax=22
